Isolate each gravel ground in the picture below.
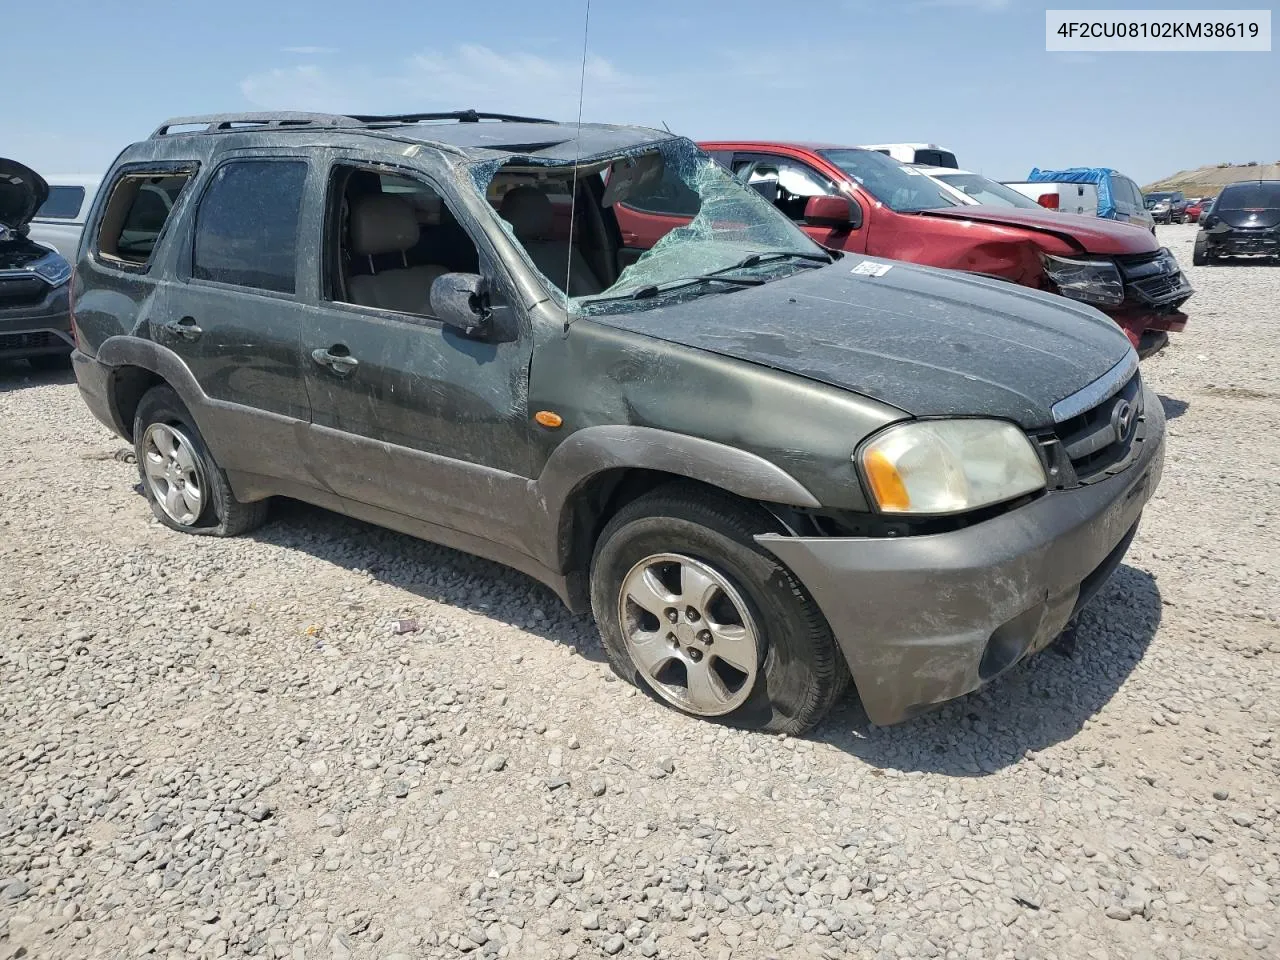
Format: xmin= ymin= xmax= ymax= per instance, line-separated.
xmin=1 ymin=223 xmax=1277 ymax=960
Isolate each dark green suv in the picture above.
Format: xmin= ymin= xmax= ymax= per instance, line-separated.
xmin=71 ymin=111 xmax=1165 ymax=732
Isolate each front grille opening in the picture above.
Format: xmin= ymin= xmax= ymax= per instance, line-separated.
xmin=0 ymin=331 xmax=66 ymax=352
xmin=1052 ymin=372 xmax=1143 ymax=483
xmin=0 ymin=277 xmax=47 ymax=307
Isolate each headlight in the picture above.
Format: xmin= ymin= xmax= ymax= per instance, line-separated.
xmin=858 ymin=419 xmax=1046 ymax=515
xmin=1041 ymin=254 xmax=1124 ymax=307
xmin=28 ymin=250 xmax=72 ymax=287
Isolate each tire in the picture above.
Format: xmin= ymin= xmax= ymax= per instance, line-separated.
xmin=1192 ymin=238 xmax=1210 ymax=266
xmin=27 ymin=352 xmax=72 ymax=372
xmin=590 ymin=482 xmax=849 ymax=734
xmin=132 ymin=385 xmax=268 ymax=537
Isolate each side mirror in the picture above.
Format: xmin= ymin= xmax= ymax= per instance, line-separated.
xmin=431 ymin=272 xmax=493 ymax=339
xmin=804 ymin=195 xmax=861 ymax=229
xmin=748 ymin=179 xmax=779 ymax=203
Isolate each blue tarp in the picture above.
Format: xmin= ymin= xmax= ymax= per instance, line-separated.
xmin=1027 ymin=167 xmax=1119 ymax=220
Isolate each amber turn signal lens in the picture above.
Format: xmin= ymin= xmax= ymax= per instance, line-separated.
xmin=534 ymin=411 xmax=563 ymax=428
xmin=863 ymin=448 xmax=911 ymax=512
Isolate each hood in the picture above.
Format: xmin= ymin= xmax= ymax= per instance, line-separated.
xmin=588 ymin=257 xmax=1133 ymax=429
xmin=0 ymin=158 xmax=49 ymax=230
xmin=919 ymin=205 xmax=1159 ymax=255
xmin=1214 ymin=207 xmax=1280 ymax=229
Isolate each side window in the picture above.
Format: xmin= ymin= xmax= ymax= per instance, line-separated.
xmin=95 ymin=171 xmax=193 ymax=267
xmin=326 ymin=165 xmax=480 ymax=318
xmin=192 ymin=160 xmax=308 ymax=294
xmin=36 ymin=186 xmax=86 ymax=220
xmin=738 ymin=156 xmax=835 ymax=222
xmin=617 ymin=162 xmax=702 ymax=217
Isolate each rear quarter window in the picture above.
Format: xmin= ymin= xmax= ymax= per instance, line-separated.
xmin=95 ymin=169 xmax=195 ymax=269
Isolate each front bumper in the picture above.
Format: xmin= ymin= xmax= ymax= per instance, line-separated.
xmin=0 ymin=282 xmax=72 ymax=359
xmin=758 ymin=385 xmax=1165 ymax=726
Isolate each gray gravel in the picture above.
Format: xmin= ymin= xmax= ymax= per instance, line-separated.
xmin=1 ymin=223 xmax=1277 ymax=959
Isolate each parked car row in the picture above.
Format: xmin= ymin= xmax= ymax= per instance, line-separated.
xmin=59 ymin=110 xmax=1172 ymax=733
xmin=1005 ymin=167 xmax=1156 ymax=234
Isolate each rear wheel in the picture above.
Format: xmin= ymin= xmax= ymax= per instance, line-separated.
xmin=590 ymin=483 xmax=848 ymax=734
xmin=133 ymin=385 xmax=268 ymax=537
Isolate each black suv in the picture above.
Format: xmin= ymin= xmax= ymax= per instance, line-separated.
xmin=1193 ymin=180 xmax=1280 ymax=264
xmin=71 ymin=110 xmax=1166 ymax=732
xmin=1 ymin=158 xmax=74 ymax=369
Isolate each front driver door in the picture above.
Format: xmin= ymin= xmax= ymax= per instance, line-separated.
xmin=298 ymin=158 xmax=537 ymax=554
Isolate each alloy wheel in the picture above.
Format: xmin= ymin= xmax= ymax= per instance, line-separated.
xmin=617 ymin=553 xmax=760 ymax=716
xmin=142 ymin=423 xmax=206 ymax=526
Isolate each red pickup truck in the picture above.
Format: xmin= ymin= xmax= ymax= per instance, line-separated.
xmin=614 ymin=141 xmax=1191 ymax=357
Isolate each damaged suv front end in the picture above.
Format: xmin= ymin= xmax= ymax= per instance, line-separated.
xmin=476 ymin=135 xmax=1166 ymax=726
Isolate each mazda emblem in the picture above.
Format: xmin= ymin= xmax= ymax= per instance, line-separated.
xmin=1111 ymin=399 xmax=1134 ymax=444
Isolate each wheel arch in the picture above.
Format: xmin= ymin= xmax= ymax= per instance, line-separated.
xmin=535 ymin=426 xmax=821 ymax=609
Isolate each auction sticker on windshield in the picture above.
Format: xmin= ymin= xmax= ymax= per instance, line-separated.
xmin=1046 ymin=9 xmax=1271 ymax=51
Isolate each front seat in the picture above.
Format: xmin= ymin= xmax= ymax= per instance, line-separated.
xmin=347 ymin=194 xmax=446 ymax=315
xmin=498 ymin=187 xmax=603 ymax=296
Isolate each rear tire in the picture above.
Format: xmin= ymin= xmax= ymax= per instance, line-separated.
xmin=132 ymin=385 xmax=268 ymax=537
xmin=590 ymin=483 xmax=849 ymax=734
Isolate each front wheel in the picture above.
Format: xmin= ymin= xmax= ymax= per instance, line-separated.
xmin=590 ymin=483 xmax=848 ymax=734
xmin=1192 ymin=238 xmax=1210 ymax=266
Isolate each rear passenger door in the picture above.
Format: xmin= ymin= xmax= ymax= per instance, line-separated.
xmin=162 ymin=154 xmax=316 ymax=489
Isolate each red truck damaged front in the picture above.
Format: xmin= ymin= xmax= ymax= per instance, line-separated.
xmin=616 ymin=142 xmax=1191 ymax=358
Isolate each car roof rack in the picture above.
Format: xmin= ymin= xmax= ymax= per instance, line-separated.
xmin=150 ymin=112 xmax=364 ymax=138
xmin=150 ymin=109 xmax=554 ymax=139
xmin=349 ymin=110 xmax=553 ymax=125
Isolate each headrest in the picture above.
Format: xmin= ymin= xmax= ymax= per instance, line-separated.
xmin=349 ymin=194 xmax=419 ymax=256
xmin=499 ymin=186 xmax=554 ymax=241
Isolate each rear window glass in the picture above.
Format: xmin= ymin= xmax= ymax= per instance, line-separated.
xmin=96 ymin=171 xmax=193 ymax=266
xmin=36 ymin=186 xmax=86 ymax=220
xmin=914 ymin=149 xmax=957 ymax=169
xmin=1216 ymin=182 xmax=1280 ymax=210
xmin=192 ymin=160 xmax=308 ymax=294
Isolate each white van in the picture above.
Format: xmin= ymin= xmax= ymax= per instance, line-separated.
xmin=27 ymin=175 xmax=102 ymax=262
xmin=857 ymin=143 xmax=958 ymax=169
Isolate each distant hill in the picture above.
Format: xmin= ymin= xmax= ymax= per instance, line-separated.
xmin=1144 ymin=162 xmax=1280 ymax=197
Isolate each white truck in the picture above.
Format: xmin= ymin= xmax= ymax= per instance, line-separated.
xmin=857 ymin=143 xmax=958 ymax=169
xmin=1003 ymin=180 xmax=1099 ymax=216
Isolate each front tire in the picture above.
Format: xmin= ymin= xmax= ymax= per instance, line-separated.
xmin=133 ymin=385 xmax=268 ymax=537
xmin=590 ymin=483 xmax=848 ymax=734
xmin=1192 ymin=238 xmax=1210 ymax=266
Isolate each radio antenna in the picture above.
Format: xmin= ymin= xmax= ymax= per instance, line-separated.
xmin=563 ymin=0 xmax=592 ymax=334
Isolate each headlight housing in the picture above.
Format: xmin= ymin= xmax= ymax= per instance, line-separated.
xmin=858 ymin=419 xmax=1046 ymax=515
xmin=28 ymin=250 xmax=72 ymax=288
xmin=1042 ymin=254 xmax=1124 ymax=307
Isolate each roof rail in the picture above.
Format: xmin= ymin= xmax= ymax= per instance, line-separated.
xmin=349 ymin=110 xmax=553 ymax=125
xmin=150 ymin=112 xmax=364 ymax=139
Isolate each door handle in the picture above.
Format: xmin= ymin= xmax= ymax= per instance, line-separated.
xmin=311 ymin=346 xmax=359 ymax=376
xmin=159 ymin=316 xmax=202 ymax=342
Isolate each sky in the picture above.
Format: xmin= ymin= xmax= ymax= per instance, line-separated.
xmin=3 ymin=0 xmax=1276 ymax=186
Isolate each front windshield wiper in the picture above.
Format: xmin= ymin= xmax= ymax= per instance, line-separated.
xmin=710 ymin=250 xmax=833 ymax=274
xmin=588 ymin=274 xmax=765 ymax=304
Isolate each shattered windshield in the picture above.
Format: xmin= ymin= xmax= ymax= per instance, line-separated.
xmin=818 ymin=149 xmax=960 ymax=213
xmin=473 ymin=137 xmax=830 ymax=315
